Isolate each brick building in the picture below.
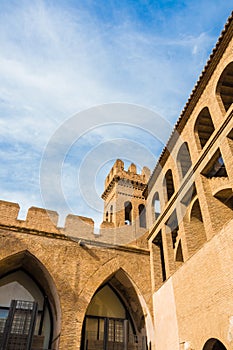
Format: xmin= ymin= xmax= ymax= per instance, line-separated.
xmin=1 ymin=11 xmax=233 ymax=350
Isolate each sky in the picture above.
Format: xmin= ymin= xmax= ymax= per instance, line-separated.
xmin=0 ymin=0 xmax=232 ymax=228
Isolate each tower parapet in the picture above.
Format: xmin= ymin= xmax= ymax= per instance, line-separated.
xmin=101 ymin=159 xmax=150 ymax=228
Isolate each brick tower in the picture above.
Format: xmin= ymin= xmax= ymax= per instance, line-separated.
xmin=101 ymin=159 xmax=150 ymax=228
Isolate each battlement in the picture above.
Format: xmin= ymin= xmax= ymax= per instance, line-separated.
xmin=102 ymin=159 xmax=150 ymax=199
xmin=0 ymin=200 xmax=147 ymax=247
xmin=0 ymin=200 xmax=94 ymax=238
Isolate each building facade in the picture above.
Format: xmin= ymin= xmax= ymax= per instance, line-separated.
xmin=1 ymin=11 xmax=233 ymax=350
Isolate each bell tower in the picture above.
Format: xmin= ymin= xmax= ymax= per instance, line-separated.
xmin=101 ymin=159 xmax=150 ymax=228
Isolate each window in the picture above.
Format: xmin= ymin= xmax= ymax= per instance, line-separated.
xmin=152 ymin=192 xmax=160 ymax=221
xmin=124 ymin=201 xmax=132 ymax=225
xmin=194 ymin=107 xmax=215 ymax=149
xmin=216 ymin=61 xmax=233 ymax=112
xmin=164 ymin=169 xmax=175 ymax=201
xmin=177 ymin=142 xmax=192 ymax=179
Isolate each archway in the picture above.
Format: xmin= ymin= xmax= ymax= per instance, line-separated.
xmin=216 ymin=61 xmax=233 ymax=112
xmin=81 ymin=269 xmax=148 ymax=350
xmin=202 ymin=338 xmax=227 ymax=350
xmin=0 ymin=251 xmax=61 ymax=350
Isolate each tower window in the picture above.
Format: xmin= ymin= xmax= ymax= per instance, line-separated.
xmin=124 ymin=202 xmax=132 ymax=225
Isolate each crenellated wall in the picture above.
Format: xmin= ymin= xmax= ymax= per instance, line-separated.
xmin=0 ymin=200 xmax=148 ymax=247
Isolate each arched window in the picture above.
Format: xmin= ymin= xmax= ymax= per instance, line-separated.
xmin=0 ymin=271 xmax=52 ymax=349
xmin=164 ymin=169 xmax=175 ymax=201
xmin=216 ymin=61 xmax=233 ymax=112
xmin=0 ymin=251 xmax=60 ymax=350
xmin=194 ymin=107 xmax=215 ymax=149
xmin=177 ymin=142 xmax=192 ymax=179
xmin=202 ymin=338 xmax=227 ymax=350
xmin=138 ymin=204 xmax=146 ymax=228
xmin=81 ymin=268 xmax=148 ymax=350
xmin=152 ymin=192 xmax=160 ymax=220
xmin=106 ymin=211 xmax=109 ymax=222
xmin=110 ymin=205 xmax=113 ymax=223
xmin=124 ymin=201 xmax=132 ymax=225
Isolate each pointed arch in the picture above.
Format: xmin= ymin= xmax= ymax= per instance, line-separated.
xmin=194 ymin=107 xmax=215 ymax=149
xmin=177 ymin=142 xmax=192 ymax=179
xmin=79 ymin=264 xmax=153 ymax=350
xmin=202 ymin=338 xmax=227 ymax=350
xmin=0 ymin=250 xmax=61 ymax=350
xmin=175 ymin=240 xmax=183 ymax=263
xmin=164 ymin=169 xmax=175 ymax=202
xmin=216 ymin=61 xmax=233 ymax=112
xmin=186 ymin=197 xmax=207 ymax=255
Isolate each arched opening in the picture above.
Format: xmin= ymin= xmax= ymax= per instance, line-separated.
xmin=152 ymin=192 xmax=160 ymax=221
xmin=202 ymin=338 xmax=227 ymax=350
xmin=81 ymin=269 xmax=148 ymax=350
xmin=164 ymin=169 xmax=175 ymax=202
xmin=194 ymin=107 xmax=215 ymax=149
xmin=201 ymin=149 xmax=227 ymax=178
xmin=187 ymin=198 xmax=207 ymax=255
xmin=216 ymin=61 xmax=233 ymax=112
xmin=175 ymin=240 xmax=183 ymax=263
xmin=0 ymin=251 xmax=60 ymax=350
xmin=138 ymin=204 xmax=146 ymax=228
xmin=124 ymin=202 xmax=132 ymax=225
xmin=214 ymin=188 xmax=233 ymax=210
xmin=110 ymin=205 xmax=113 ymax=223
xmin=166 ymin=210 xmax=179 ymax=249
xmin=177 ymin=142 xmax=192 ymax=179
xmin=106 ymin=211 xmax=109 ymax=222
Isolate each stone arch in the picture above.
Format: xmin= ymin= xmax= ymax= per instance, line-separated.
xmin=186 ymin=197 xmax=207 ymax=255
xmin=194 ymin=107 xmax=215 ymax=149
xmin=152 ymin=192 xmax=160 ymax=221
xmin=79 ymin=263 xmax=153 ymax=350
xmin=175 ymin=240 xmax=183 ymax=264
xmin=0 ymin=250 xmax=61 ymax=349
xmin=216 ymin=61 xmax=233 ymax=112
xmin=202 ymin=338 xmax=227 ymax=350
xmin=164 ymin=169 xmax=175 ymax=202
xmin=177 ymin=142 xmax=192 ymax=179
xmin=213 ymin=188 xmax=233 ymax=209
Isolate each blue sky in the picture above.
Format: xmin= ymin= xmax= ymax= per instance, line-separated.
xmin=0 ymin=0 xmax=232 ymax=228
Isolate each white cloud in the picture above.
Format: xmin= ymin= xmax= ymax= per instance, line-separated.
xmin=0 ymin=0 xmax=232 ymax=226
